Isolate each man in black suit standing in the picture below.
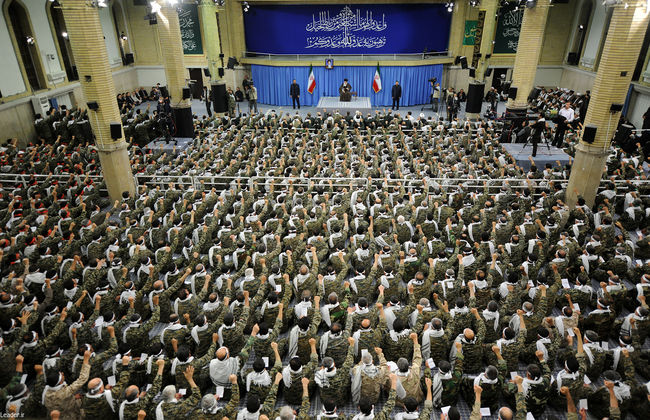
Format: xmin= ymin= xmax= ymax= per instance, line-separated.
xmin=290 ymin=79 xmax=301 ymax=109
xmin=391 ymin=81 xmax=402 ymax=111
xmin=203 ymin=86 xmax=212 ymax=117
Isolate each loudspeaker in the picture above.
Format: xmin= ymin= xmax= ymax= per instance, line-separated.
xmin=87 ymin=101 xmax=99 ymax=111
xmin=528 ymin=87 xmax=541 ymax=102
xmin=226 ymin=57 xmax=238 ymax=69
xmin=203 ymin=68 xmax=211 ymax=77
xmin=182 ymin=87 xmax=191 ymax=99
xmin=133 ymin=0 xmax=147 ymax=5
xmin=219 ymin=53 xmax=225 ymax=58
xmin=508 ymin=87 xmax=518 ymax=100
xmin=218 ymin=68 xmax=225 ymax=78
xmin=160 ymin=86 xmax=169 ymax=98
xmin=109 ymin=123 xmax=122 ymax=140
xmin=469 ymin=68 xmax=476 ymax=78
xmin=614 ymin=124 xmax=633 ymax=144
xmin=466 ymin=83 xmax=485 ymax=114
xmin=123 ymin=53 xmax=134 ymax=65
xmin=454 ymin=56 xmax=461 ymax=65
xmin=567 ymin=52 xmax=579 ymax=65
xmin=485 ymin=68 xmax=492 ymax=77
xmin=211 ymin=82 xmax=228 ymax=113
xmin=485 ymin=53 xmax=492 ymax=59
xmin=582 ymin=124 xmax=597 ymax=144
xmin=459 ymin=56 xmax=468 ymax=69
xmin=610 ymin=103 xmax=623 ymax=112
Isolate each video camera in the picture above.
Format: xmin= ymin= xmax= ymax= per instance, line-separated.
xmin=428 ymin=77 xmax=438 ymax=84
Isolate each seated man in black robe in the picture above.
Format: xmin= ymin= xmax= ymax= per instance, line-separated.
xmin=339 ymin=79 xmax=352 ymax=102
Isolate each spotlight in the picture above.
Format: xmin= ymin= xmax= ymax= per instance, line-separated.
xmin=61 ymin=31 xmax=68 ymax=39
xmin=579 ymin=24 xmax=584 ymax=30
xmin=150 ymin=1 xmax=161 ymax=14
xmin=445 ymin=1 xmax=455 ymax=12
xmin=469 ymin=0 xmax=480 ymax=6
xmin=243 ymin=1 xmax=249 ymax=12
xmin=96 ymin=0 xmax=107 ymax=7
xmin=120 ymin=32 xmax=127 ymax=41
xmin=525 ymin=0 xmax=537 ymax=8
xmin=26 ymin=36 xmax=34 ymax=45
xmin=602 ymin=0 xmax=618 ymax=5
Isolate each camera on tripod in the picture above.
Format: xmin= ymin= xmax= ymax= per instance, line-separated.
xmin=428 ymin=77 xmax=437 ymax=84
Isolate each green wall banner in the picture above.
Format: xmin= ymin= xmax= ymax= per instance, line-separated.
xmin=463 ymin=20 xmax=478 ymax=46
xmin=493 ymin=6 xmax=523 ymax=54
xmin=179 ymin=3 xmax=203 ymax=55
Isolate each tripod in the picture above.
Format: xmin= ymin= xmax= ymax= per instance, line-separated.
xmin=521 ymin=133 xmax=550 ymax=155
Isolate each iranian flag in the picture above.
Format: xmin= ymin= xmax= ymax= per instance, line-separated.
xmin=307 ymin=64 xmax=316 ymax=94
xmin=372 ymin=63 xmax=382 ymax=93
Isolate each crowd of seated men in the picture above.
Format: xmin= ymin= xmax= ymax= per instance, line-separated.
xmin=0 ymin=108 xmax=648 ymax=420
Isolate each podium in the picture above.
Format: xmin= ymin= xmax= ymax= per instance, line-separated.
xmin=339 ymin=91 xmax=357 ymax=102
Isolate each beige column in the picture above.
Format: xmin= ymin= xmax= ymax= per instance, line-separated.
xmin=225 ymin=0 xmax=246 ymax=60
xmin=199 ymin=0 xmax=222 ymax=82
xmin=566 ymin=4 xmax=649 ymax=207
xmin=156 ymin=2 xmax=193 ymax=137
xmin=507 ymin=3 xmax=551 ymax=111
xmin=60 ymin=0 xmax=135 ymax=201
xmin=475 ymin=0 xmax=499 ymax=82
xmin=448 ymin=1 xmax=469 ymax=58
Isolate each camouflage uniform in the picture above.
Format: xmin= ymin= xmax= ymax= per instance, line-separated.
xmin=158 ymin=384 xmax=202 ymax=419
xmin=81 ymin=369 xmax=130 ymax=419
xmin=317 ymin=344 xmax=355 ymax=404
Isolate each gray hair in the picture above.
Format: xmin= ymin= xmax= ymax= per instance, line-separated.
xmin=161 ymin=385 xmax=176 ymax=402
xmin=279 ymin=406 xmax=295 ymax=420
xmin=201 ymin=394 xmax=218 ymax=413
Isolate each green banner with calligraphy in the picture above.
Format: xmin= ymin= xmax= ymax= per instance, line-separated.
xmin=494 ymin=6 xmax=523 ymax=54
xmin=463 ymin=20 xmax=478 ymax=46
xmin=179 ymin=3 xmax=203 ymax=55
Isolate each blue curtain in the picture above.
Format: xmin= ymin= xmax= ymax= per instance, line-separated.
xmin=251 ymin=64 xmax=442 ymax=107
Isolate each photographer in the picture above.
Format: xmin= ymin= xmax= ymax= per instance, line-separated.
xmin=431 ymin=80 xmax=441 ymax=112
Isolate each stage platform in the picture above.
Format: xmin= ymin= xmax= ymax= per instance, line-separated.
xmin=316 ymin=96 xmax=372 ymax=114
xmin=145 ymin=137 xmax=193 ymax=154
xmin=502 ymin=143 xmax=571 ymax=171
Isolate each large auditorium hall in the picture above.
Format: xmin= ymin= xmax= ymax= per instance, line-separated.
xmin=0 ymin=0 xmax=649 ymax=419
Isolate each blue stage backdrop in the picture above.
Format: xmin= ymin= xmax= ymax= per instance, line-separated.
xmin=251 ymin=64 xmax=443 ymax=107
xmin=243 ymin=4 xmax=451 ymax=54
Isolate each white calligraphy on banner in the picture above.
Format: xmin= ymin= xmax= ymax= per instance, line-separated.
xmin=178 ymin=7 xmax=198 ymax=52
xmin=305 ymin=6 xmax=387 ymax=49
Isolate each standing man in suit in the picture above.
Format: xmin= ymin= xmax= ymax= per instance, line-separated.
xmin=203 ymin=86 xmax=212 ymax=118
xmin=391 ymin=81 xmax=402 ymax=111
xmin=290 ymin=79 xmax=301 ymax=110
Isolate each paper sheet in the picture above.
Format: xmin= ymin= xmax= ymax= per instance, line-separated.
xmin=107 ymin=375 xmax=116 ymax=387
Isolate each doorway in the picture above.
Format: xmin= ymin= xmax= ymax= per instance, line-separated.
xmin=491 ymin=68 xmax=508 ymax=94
xmin=189 ymin=68 xmax=204 ymax=99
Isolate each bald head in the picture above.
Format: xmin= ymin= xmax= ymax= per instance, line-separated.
xmin=216 ymin=347 xmax=228 ymax=360
xmin=463 ymin=328 xmax=475 ymax=341
xmin=361 ymin=319 xmax=371 ymax=329
xmin=499 ymin=407 xmax=513 ymax=420
xmin=153 ymin=280 xmax=164 ymax=290
xmin=87 ymin=378 xmax=103 ymax=395
xmin=125 ymin=385 xmax=139 ymax=401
